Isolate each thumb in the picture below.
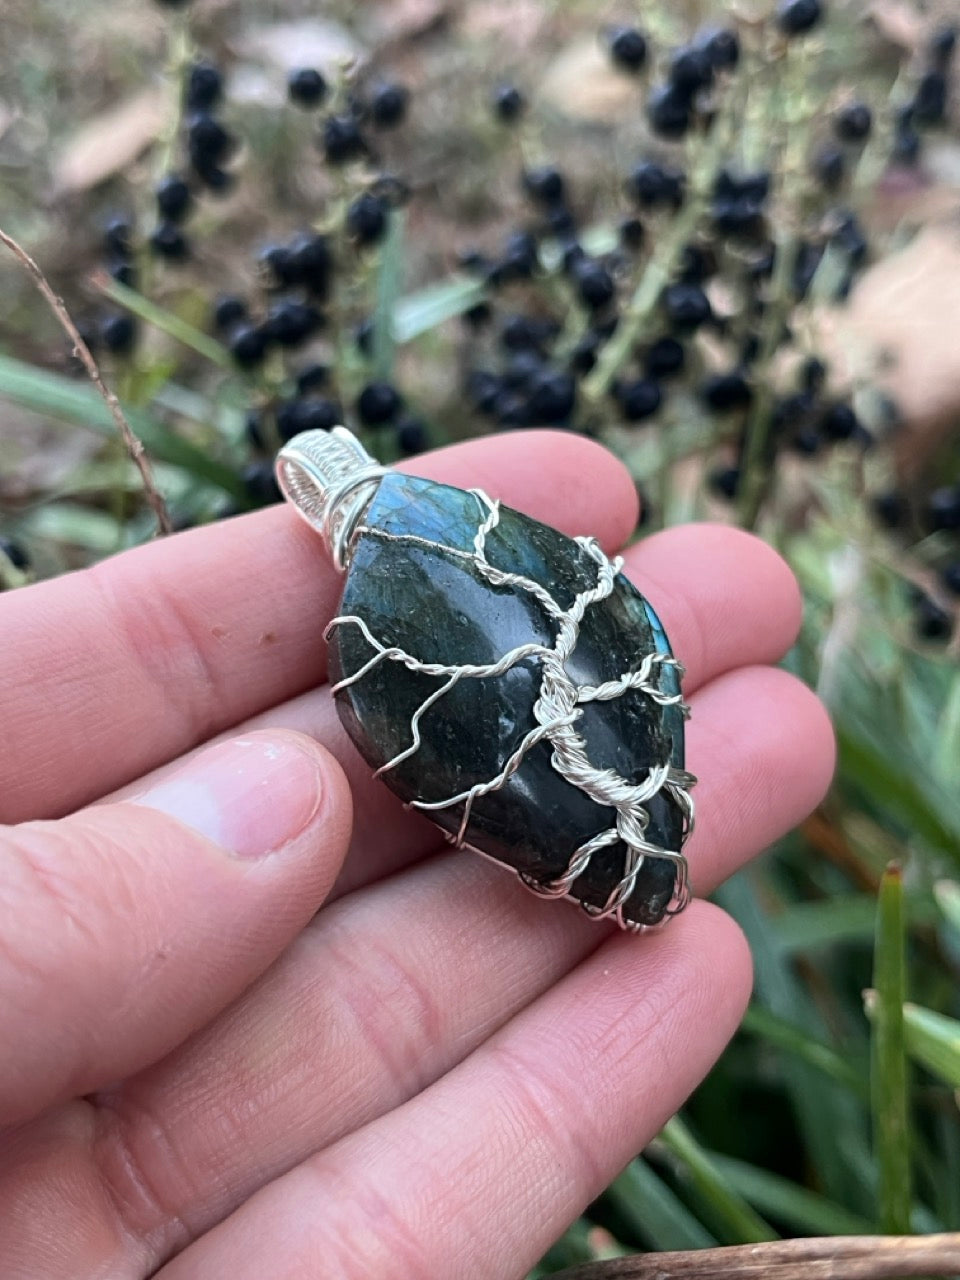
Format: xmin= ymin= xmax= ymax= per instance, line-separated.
xmin=0 ymin=730 xmax=351 ymax=1127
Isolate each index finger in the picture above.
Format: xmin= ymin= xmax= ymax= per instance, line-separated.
xmin=0 ymin=432 xmax=639 ymax=824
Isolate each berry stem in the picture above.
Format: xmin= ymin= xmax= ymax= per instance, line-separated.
xmin=0 ymin=226 xmax=172 ymax=536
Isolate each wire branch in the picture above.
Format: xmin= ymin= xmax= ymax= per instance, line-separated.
xmin=0 ymin=226 xmax=172 ymax=536
xmin=552 ymin=1232 xmax=960 ymax=1280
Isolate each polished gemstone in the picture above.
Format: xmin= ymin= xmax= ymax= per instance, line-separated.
xmin=328 ymin=472 xmax=686 ymax=926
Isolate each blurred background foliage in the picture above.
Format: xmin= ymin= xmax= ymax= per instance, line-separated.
xmin=1 ymin=0 xmax=959 ymax=1273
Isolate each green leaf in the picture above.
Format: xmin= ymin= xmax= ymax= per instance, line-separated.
xmin=392 ymin=275 xmax=485 ymax=343
xmin=606 ymin=1158 xmax=715 ymax=1251
xmin=656 ymin=1116 xmax=777 ymax=1244
xmin=770 ymin=895 xmax=884 ymax=954
xmin=0 ymin=353 xmax=244 ymax=499
xmin=741 ymin=1005 xmax=869 ymax=1098
xmin=97 ymin=277 xmax=232 ymax=368
xmin=716 ymin=871 xmax=875 ymax=1212
xmin=935 ymin=881 xmax=960 ymax=942
xmin=709 ymin=1154 xmax=875 ymax=1236
xmin=902 ymin=1004 xmax=960 ymax=1089
xmin=869 ymin=863 xmax=912 ymax=1234
xmin=837 ymin=725 xmax=960 ymax=858
xmin=372 ymin=209 xmax=406 ymax=380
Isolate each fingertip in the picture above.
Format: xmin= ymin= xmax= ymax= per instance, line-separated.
xmin=411 ymin=431 xmax=640 ymax=552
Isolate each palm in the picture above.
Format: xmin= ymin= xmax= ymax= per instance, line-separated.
xmin=0 ymin=433 xmax=832 ymax=1279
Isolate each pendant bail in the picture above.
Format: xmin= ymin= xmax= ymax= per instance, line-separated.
xmin=276 ymin=427 xmax=387 ymax=572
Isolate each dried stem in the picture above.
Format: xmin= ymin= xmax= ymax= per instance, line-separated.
xmin=552 ymin=1232 xmax=960 ymax=1279
xmin=0 ymin=226 xmax=172 ymax=536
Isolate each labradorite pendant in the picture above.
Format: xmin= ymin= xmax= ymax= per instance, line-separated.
xmin=277 ymin=428 xmax=695 ymax=930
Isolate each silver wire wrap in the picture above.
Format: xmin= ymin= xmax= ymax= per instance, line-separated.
xmin=276 ymin=428 xmax=387 ymax=573
xmin=323 ymin=485 xmax=695 ymax=931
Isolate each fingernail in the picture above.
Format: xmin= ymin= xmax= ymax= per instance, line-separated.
xmin=132 ymin=735 xmax=323 ymax=858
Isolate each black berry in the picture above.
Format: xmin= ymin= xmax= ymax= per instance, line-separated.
xmin=103 ymin=215 xmax=133 ymax=259
xmin=242 ymin=460 xmax=282 ymax=506
xmin=872 ymin=490 xmax=905 ymax=529
xmin=0 ymin=537 xmax=30 ymax=570
xmin=187 ymin=112 xmax=234 ymax=166
xmin=288 ymin=68 xmax=327 ymax=108
xmin=149 ymin=222 xmax=190 ymax=261
xmin=370 ymin=82 xmax=409 ymax=129
xmin=701 ymin=372 xmax=753 ymax=412
xmin=645 ymin=336 xmax=685 ymax=378
xmin=930 ymin=25 xmax=957 ymax=66
xmin=662 ymin=282 xmax=711 ymax=331
xmin=185 ymin=59 xmax=223 ymax=111
xmin=100 ymin=312 xmax=138 ymax=355
xmin=264 ymin=299 xmax=322 ymax=348
xmin=295 ymin=363 xmax=329 ymax=395
xmin=522 ymin=165 xmax=566 ymax=208
xmin=213 ymin=294 xmax=247 ymax=332
xmin=697 ymin=26 xmax=740 ymax=70
xmin=527 ymin=369 xmax=576 ymax=425
xmin=646 ymin=83 xmax=691 ymax=139
xmin=396 ymin=415 xmax=428 ymax=455
xmin=669 ymin=45 xmax=714 ymax=97
xmin=619 ymin=217 xmax=646 ymax=251
xmin=914 ymin=595 xmax=953 ymax=641
xmin=574 ymin=260 xmax=616 ymax=311
xmin=626 ymin=161 xmax=685 ymax=210
xmin=617 ymin=377 xmax=662 ymax=422
xmin=813 ymin=143 xmax=845 ymax=190
xmin=833 ymin=102 xmax=872 ymax=142
xmin=346 ymin=192 xmax=389 ymax=245
xmin=709 ymin=465 xmax=741 ymax=500
xmin=607 ymin=26 xmax=648 ymax=73
xmin=776 ymin=0 xmax=823 ymax=37
xmin=229 ymin=323 xmax=269 ymax=369
xmin=913 ymin=71 xmax=947 ymax=127
xmin=927 ymin=486 xmax=960 ymax=531
xmin=358 ymin=381 xmax=402 ymax=426
xmin=820 ymin=402 xmax=859 ymax=440
xmin=322 ymin=114 xmax=366 ymax=163
xmin=940 ymin=562 xmax=960 ymax=596
xmin=492 ymin=83 xmax=525 ymax=123
xmin=155 ymin=173 xmax=192 ymax=223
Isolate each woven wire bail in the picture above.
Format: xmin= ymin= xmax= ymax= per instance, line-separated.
xmin=275 ymin=427 xmax=388 ymax=572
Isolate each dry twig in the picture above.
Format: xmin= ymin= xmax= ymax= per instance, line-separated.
xmin=553 ymin=1232 xmax=960 ymax=1279
xmin=0 ymin=226 xmax=172 ymax=535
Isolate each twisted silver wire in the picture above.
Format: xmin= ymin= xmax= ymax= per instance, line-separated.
xmin=327 ymin=488 xmax=696 ymax=928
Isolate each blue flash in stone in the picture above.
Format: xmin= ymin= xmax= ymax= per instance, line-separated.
xmin=277 ymin=428 xmax=695 ymax=931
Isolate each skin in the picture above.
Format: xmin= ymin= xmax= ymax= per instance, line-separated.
xmin=0 ymin=432 xmax=835 ymax=1280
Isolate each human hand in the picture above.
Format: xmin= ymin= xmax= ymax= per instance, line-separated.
xmin=0 ymin=432 xmax=833 ymax=1279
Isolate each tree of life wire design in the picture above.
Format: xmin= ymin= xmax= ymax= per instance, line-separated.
xmin=325 ymin=489 xmax=696 ymax=931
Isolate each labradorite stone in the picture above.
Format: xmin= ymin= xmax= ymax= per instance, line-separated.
xmin=329 ymin=472 xmax=686 ymax=927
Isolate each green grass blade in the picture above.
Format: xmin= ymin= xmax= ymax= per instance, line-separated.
xmin=837 ymin=725 xmax=960 ymax=854
xmin=0 ymin=354 xmax=244 ymax=498
xmin=372 ymin=209 xmax=405 ymax=380
xmin=605 ymin=1157 xmax=716 ymax=1251
xmin=392 ymin=275 xmax=485 ymax=343
xmin=716 ymin=871 xmax=875 ymax=1211
xmin=656 ymin=1116 xmax=777 ymax=1244
xmin=935 ymin=880 xmax=960 ymax=941
xmin=97 ymin=277 xmax=232 ymax=368
xmin=769 ymin=895 xmax=883 ymax=953
xmin=869 ymin=862 xmax=912 ymax=1234
xmin=709 ymin=1154 xmax=875 ymax=1236
xmin=901 ymin=1004 xmax=960 ymax=1089
xmin=741 ymin=1005 xmax=869 ymax=1098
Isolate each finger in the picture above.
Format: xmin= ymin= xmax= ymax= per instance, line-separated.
xmin=0 ymin=432 xmax=637 ymax=825
xmin=0 ymin=730 xmax=351 ymax=1127
xmin=622 ymin=522 xmax=803 ymax=692
xmin=83 ymin=668 xmax=828 ymax=1271
xmin=206 ymin=522 xmax=803 ymax=899
xmin=154 ymin=904 xmax=752 ymax=1280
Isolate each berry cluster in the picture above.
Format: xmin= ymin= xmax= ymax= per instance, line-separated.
xmin=27 ymin=0 xmax=955 ymax=651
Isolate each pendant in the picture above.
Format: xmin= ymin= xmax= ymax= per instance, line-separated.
xmin=277 ymin=428 xmax=695 ymax=930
